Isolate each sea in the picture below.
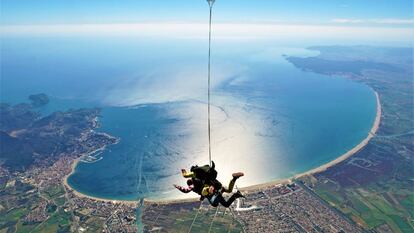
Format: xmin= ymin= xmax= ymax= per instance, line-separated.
xmin=0 ymin=36 xmax=377 ymax=201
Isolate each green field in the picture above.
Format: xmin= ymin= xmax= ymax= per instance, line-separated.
xmin=0 ymin=180 xmax=74 ymax=233
xmin=143 ymin=204 xmax=243 ymax=233
xmin=30 ymin=209 xmax=72 ymax=233
xmin=313 ymin=180 xmax=414 ymax=233
xmin=42 ymin=185 xmax=65 ymax=199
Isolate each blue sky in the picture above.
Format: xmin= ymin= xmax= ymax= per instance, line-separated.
xmin=1 ymin=0 xmax=413 ymax=25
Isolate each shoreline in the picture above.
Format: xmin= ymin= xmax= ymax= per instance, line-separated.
xmin=62 ymin=143 xmax=138 ymax=205
xmin=294 ymin=91 xmax=381 ymax=178
xmin=64 ymin=91 xmax=381 ymax=204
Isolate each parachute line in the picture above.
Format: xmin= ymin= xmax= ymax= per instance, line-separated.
xmin=207 ymin=0 xmax=214 ymax=167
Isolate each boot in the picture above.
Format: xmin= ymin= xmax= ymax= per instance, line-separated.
xmin=233 ymin=190 xmax=245 ymax=199
xmin=232 ymin=172 xmax=244 ymax=180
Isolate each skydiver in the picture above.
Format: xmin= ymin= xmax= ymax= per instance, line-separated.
xmin=174 ymin=171 xmax=244 ymax=195
xmin=174 ymin=163 xmax=245 ymax=207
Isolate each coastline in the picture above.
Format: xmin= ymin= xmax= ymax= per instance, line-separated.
xmin=241 ymin=91 xmax=381 ymax=192
xmin=64 ymin=91 xmax=381 ymax=204
xmin=63 ymin=143 xmax=138 ymax=205
xmin=294 ymin=90 xmax=381 ymax=179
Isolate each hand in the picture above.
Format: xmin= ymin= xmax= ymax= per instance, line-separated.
xmin=208 ymin=186 xmax=215 ymax=194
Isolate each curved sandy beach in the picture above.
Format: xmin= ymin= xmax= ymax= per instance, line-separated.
xmin=63 ymin=152 xmax=137 ymax=205
xmin=241 ymin=90 xmax=381 ymax=192
xmin=294 ymin=91 xmax=381 ymax=178
xmin=63 ymin=91 xmax=381 ymax=203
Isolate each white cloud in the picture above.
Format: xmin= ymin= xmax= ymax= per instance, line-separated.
xmin=0 ymin=23 xmax=412 ymax=46
xmin=374 ymin=18 xmax=414 ymax=24
xmin=332 ymin=18 xmax=414 ymax=25
xmin=332 ymin=18 xmax=363 ymax=23
xmin=0 ymin=22 xmax=412 ymax=38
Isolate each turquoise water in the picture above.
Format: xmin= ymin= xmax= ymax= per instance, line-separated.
xmin=0 ymin=37 xmax=377 ymax=200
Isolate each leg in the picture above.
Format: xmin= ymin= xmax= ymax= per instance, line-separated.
xmin=222 ymin=179 xmax=236 ymax=193
xmin=218 ymin=193 xmax=238 ymax=208
xmin=222 ymin=172 xmax=244 ymax=193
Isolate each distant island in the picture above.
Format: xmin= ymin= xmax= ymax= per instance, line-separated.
xmin=29 ymin=93 xmax=50 ymax=107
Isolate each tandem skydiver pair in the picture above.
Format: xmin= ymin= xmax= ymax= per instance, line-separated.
xmin=174 ymin=161 xmax=245 ymax=208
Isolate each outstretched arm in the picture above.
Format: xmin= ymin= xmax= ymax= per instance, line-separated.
xmin=174 ymin=184 xmax=192 ymax=193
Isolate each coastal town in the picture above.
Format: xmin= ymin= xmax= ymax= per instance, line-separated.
xmin=142 ymin=182 xmax=362 ymax=232
xmin=1 ymin=155 xmax=139 ymax=232
xmin=2 ymin=153 xmax=365 ymax=233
